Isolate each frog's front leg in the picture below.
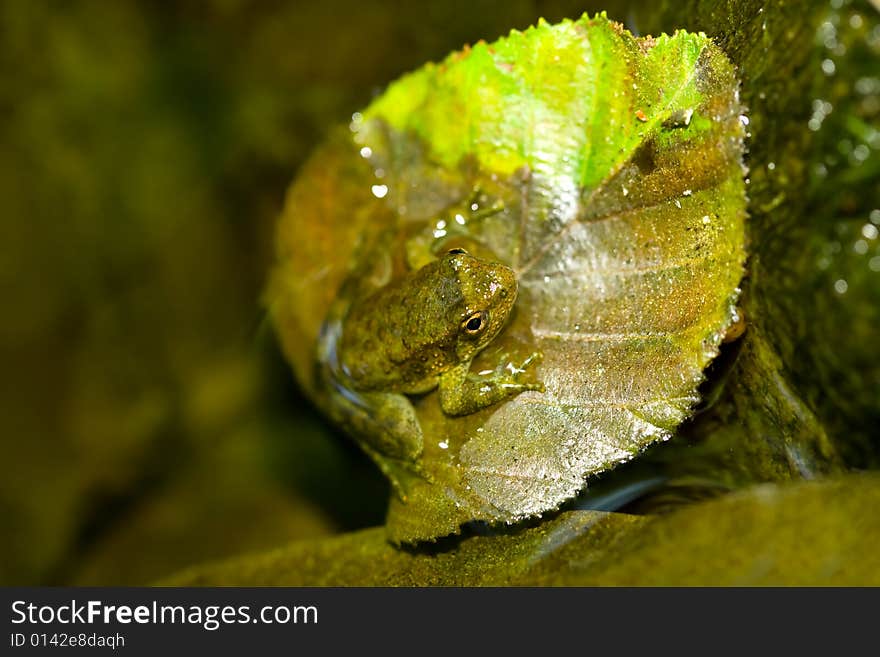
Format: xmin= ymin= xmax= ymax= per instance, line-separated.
xmin=438 ymin=352 xmax=544 ymax=416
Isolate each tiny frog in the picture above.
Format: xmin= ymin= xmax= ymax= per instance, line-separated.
xmin=319 ymin=248 xmax=542 ymax=488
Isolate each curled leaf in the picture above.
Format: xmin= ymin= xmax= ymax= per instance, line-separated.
xmin=270 ymin=13 xmax=747 ymax=541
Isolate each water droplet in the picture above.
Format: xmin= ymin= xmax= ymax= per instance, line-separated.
xmin=852 ymin=144 xmax=870 ymax=163
xmin=438 ymin=441 xmax=449 ymax=450
xmin=813 ymin=99 xmax=834 ymax=115
xmin=682 ymin=189 xmax=692 ymax=196
xmin=470 ymin=202 xmax=479 ymax=211
xmin=359 ymin=146 xmax=372 ymax=158
xmin=739 ymin=114 xmax=750 ymax=126
xmin=854 ymin=239 xmax=869 ymax=254
xmin=819 ymin=20 xmax=837 ymax=49
xmin=622 ymin=186 xmax=629 ymax=197
xmin=862 ymin=223 xmax=879 ymax=240
xmin=371 ymin=184 xmax=388 ymax=198
xmin=855 ymin=77 xmax=880 ymax=96
xmin=834 ymin=279 xmax=848 ymax=294
xmin=674 ymin=199 xmax=682 ymax=209
xmin=870 ymin=256 xmax=880 ymax=272
xmin=454 ymin=213 xmax=466 ymax=225
xmin=702 ymin=215 xmax=711 ymax=225
xmin=821 ymin=58 xmax=836 ymax=75
xmin=767 ymin=162 xmax=776 ymax=170
xmin=870 ymin=209 xmax=880 ymax=225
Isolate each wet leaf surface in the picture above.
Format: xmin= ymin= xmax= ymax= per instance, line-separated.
xmin=271 ymin=14 xmax=747 ymax=541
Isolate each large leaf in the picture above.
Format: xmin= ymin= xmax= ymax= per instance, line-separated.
xmin=270 ymin=13 xmax=747 ymax=542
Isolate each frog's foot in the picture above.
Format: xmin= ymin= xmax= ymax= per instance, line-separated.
xmin=357 ymin=390 xmax=424 ymax=464
xmin=358 ymin=391 xmax=433 ymax=501
xmin=320 ymin=323 xmax=420 ymax=465
xmin=359 ymin=442 xmax=428 ymax=503
xmin=499 ymin=351 xmax=544 ymax=386
xmin=438 ymin=352 xmax=544 ymax=416
xmin=326 ymin=386 xmax=430 ymax=499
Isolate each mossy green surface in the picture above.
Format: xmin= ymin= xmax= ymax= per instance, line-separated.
xmin=165 ymin=474 xmax=880 ymax=586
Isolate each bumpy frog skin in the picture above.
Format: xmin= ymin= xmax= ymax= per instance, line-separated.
xmin=319 ymin=248 xmax=543 ymax=487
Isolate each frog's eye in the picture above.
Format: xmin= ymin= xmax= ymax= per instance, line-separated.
xmin=447 ymin=247 xmax=468 ymax=255
xmin=462 ymin=311 xmax=487 ymax=335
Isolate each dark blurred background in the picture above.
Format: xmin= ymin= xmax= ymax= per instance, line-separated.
xmin=0 ymin=0 xmax=623 ymax=585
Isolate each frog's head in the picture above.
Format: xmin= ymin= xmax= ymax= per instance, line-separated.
xmin=445 ymin=248 xmax=517 ymax=360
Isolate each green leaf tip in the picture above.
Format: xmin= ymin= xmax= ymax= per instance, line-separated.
xmin=359 ymin=12 xmax=729 ymax=189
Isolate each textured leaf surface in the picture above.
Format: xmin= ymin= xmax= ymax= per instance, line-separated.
xmin=271 ymin=13 xmax=747 ymax=541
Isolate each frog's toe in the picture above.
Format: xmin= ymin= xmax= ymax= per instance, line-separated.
xmin=364 ymin=446 xmax=431 ymax=502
